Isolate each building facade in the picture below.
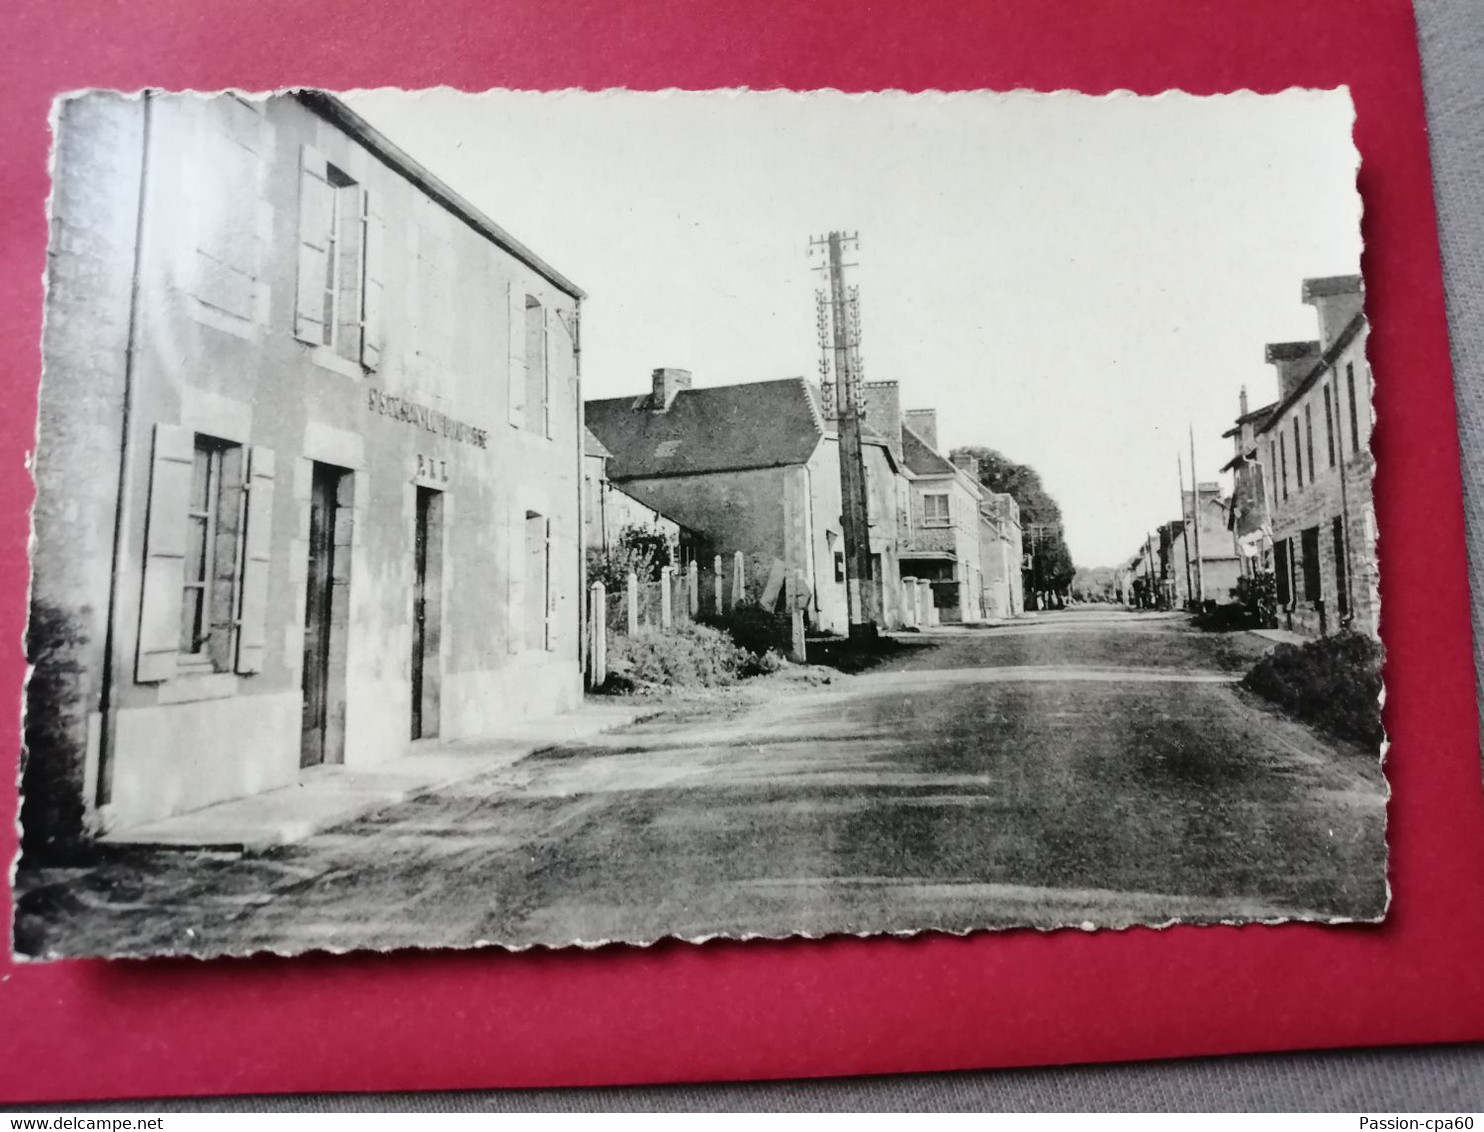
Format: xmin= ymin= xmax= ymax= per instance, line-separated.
xmin=25 ymin=92 xmax=585 ymax=848
xmin=979 ymin=491 xmax=1025 ymax=619
xmin=584 ymin=370 xmax=909 ymax=634
xmin=1221 ymin=386 xmax=1277 ymax=578
xmin=897 ymin=412 xmax=991 ymax=623
xmin=1167 ymin=482 xmax=1244 ymax=606
xmin=1255 ymin=275 xmax=1377 ymax=639
xmin=582 ymin=426 xmax=696 ymax=565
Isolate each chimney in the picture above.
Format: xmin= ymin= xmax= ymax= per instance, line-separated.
xmin=951 ymin=451 xmax=981 ymax=483
xmin=1238 ymin=385 xmax=1249 ymax=418
xmin=861 ymin=381 xmax=902 ymax=459
xmin=1302 ymin=274 xmax=1364 ymax=351
xmin=905 ymin=408 xmax=938 ymax=451
xmin=1264 ymin=341 xmax=1321 ymax=402
xmin=650 ymin=367 xmax=692 ymax=411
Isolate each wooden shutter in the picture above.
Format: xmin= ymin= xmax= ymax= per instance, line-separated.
xmin=544 ymin=517 xmax=554 ymax=651
xmin=235 ymin=445 xmax=276 ymax=674
xmin=507 ymin=503 xmax=525 ymax=654
xmin=294 ymin=146 xmax=334 ymax=344
xmin=135 ymin=424 xmax=194 ymax=683
xmin=507 ymin=282 xmax=526 ymax=429
xmin=543 ymin=306 xmax=554 ymax=438
xmin=360 ymin=188 xmax=385 ymax=370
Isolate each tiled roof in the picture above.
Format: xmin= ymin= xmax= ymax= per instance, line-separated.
xmin=901 ymin=424 xmax=956 ymax=476
xmin=584 ymin=377 xmax=825 ymax=480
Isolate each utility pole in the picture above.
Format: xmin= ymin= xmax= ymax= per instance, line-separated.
xmin=1145 ymin=531 xmax=1157 ymax=609
xmin=1177 ymin=451 xmax=1194 ymax=608
xmin=811 ymin=231 xmax=878 ymax=640
xmin=1188 ymin=424 xmax=1205 ymax=606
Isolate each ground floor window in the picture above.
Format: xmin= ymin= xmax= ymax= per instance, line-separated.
xmin=181 ymin=437 xmax=246 ymax=672
xmin=525 ymin=510 xmax=551 ymax=651
xmin=1300 ymin=525 xmax=1322 ymax=602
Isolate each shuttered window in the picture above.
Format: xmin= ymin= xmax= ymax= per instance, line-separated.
xmin=295 ymin=147 xmax=378 ymax=369
xmin=136 ymin=424 xmax=274 ymax=682
xmin=507 ymin=283 xmax=526 ymax=428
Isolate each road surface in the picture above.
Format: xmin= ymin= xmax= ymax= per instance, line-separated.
xmin=16 ymin=609 xmax=1387 ymax=958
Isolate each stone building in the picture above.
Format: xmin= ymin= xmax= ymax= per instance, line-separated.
xmin=1167 ymin=482 xmax=1244 ymax=606
xmin=978 ymin=491 xmax=1025 ymax=619
xmin=584 ymin=370 xmax=909 ymax=634
xmin=1255 ymin=275 xmax=1376 ymax=638
xmin=582 ymin=426 xmax=697 ymax=565
xmin=1221 ymin=386 xmax=1278 ymax=577
xmin=897 ymin=411 xmax=992 ymax=623
xmin=24 ymin=92 xmax=584 ymax=849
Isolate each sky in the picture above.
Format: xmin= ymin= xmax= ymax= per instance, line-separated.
xmin=345 ymin=88 xmax=1360 ymax=568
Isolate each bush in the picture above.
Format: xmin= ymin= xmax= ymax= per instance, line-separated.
xmin=1240 ymin=631 xmax=1384 ymax=750
xmin=603 ymin=622 xmax=785 ymax=692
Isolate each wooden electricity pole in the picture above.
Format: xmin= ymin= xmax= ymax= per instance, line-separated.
xmin=812 ymin=231 xmax=878 ymax=640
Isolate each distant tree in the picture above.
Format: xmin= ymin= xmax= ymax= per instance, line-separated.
xmin=952 ymin=445 xmax=1077 ymax=603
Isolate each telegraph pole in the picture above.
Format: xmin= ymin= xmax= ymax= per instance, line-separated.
xmin=811 ymin=231 xmax=878 ymax=639
xmin=1188 ymin=424 xmax=1205 ymax=605
xmin=1177 ymin=451 xmax=1194 ymax=608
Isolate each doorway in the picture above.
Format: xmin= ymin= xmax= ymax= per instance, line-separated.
xmin=302 ymin=463 xmax=351 ymax=768
xmin=411 ymin=486 xmax=444 ymax=740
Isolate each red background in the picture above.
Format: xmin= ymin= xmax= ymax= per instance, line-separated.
xmin=2 ymin=0 xmax=1480 ymax=1105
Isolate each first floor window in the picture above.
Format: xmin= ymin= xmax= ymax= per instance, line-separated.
xmin=923 ymin=493 xmax=951 ymax=526
xmin=181 ymin=437 xmax=246 ymax=672
xmin=1334 ymin=516 xmax=1350 ymax=617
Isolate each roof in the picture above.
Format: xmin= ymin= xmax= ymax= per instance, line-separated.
xmin=582 ymin=426 xmax=611 ymax=460
xmin=1222 ymin=401 xmax=1278 ymax=437
xmin=901 ymin=425 xmax=956 ymax=476
xmin=584 ymin=378 xmax=825 ymax=479
xmin=1256 ymin=312 xmax=1368 ymax=438
xmin=295 ymin=91 xmax=585 ymax=300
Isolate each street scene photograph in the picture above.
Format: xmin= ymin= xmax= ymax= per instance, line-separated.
xmin=12 ymin=87 xmax=1384 ymax=960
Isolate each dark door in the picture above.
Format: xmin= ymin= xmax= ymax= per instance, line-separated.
xmin=411 ymin=487 xmax=444 ymax=740
xmin=301 ymin=465 xmax=340 ymax=768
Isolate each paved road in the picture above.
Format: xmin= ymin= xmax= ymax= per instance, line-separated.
xmin=16 ymin=609 xmax=1387 ymax=958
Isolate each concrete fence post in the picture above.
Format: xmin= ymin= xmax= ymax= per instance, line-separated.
xmin=713 ymin=554 xmax=724 ymax=614
xmin=589 ymin=580 xmax=607 ymax=688
xmin=626 ymin=571 xmax=639 ymax=636
xmin=789 ymin=610 xmax=808 ymax=664
xmin=901 ymin=576 xmax=917 ymax=628
xmin=687 ymin=560 xmax=700 ymax=617
xmin=660 ymin=565 xmax=673 ymax=631
xmin=732 ymin=551 xmax=746 ymax=608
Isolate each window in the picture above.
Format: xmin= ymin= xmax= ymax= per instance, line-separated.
xmin=923 ymin=493 xmax=951 ymax=527
xmin=1292 ymin=417 xmax=1303 ymax=489
xmin=180 ymin=438 xmax=246 ymax=671
xmin=1323 ymin=384 xmax=1336 ymax=467
xmin=1269 ymin=440 xmax=1278 ymax=502
xmin=524 ymin=510 xmax=551 ymax=651
xmin=1346 ymin=362 xmax=1360 ymax=455
xmin=834 ymin=550 xmax=846 ymax=583
xmin=294 ymin=148 xmax=383 ymax=369
xmin=1279 ymin=433 xmax=1289 ymax=501
xmin=1304 ymin=404 xmax=1315 ymax=483
xmin=1274 ymin=538 xmax=1292 ymax=606
xmin=525 ymin=296 xmax=549 ymax=437
xmin=1300 ymin=525 xmax=1322 ymax=602
xmin=136 ymin=425 xmax=276 ymax=682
